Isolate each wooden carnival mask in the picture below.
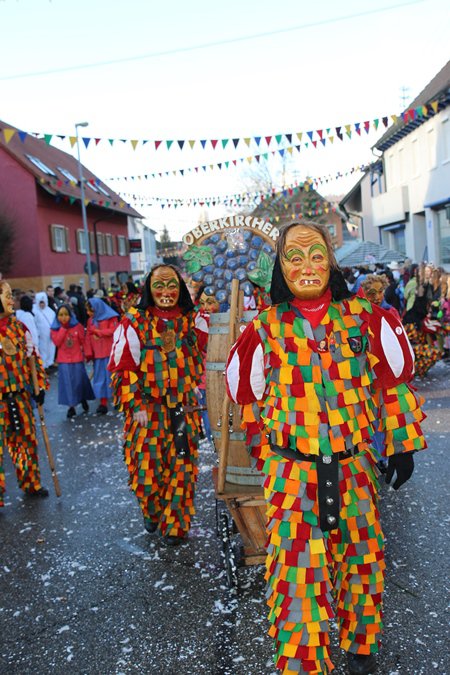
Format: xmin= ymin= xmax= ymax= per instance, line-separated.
xmin=280 ymin=225 xmax=330 ymax=300
xmin=150 ymin=266 xmax=180 ymax=310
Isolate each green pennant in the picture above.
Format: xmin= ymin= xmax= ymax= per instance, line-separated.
xmin=166 ymin=140 xmax=173 ymax=150
xmin=44 ymin=134 xmax=52 ymax=145
xmin=221 ymin=139 xmax=229 ymax=149
xmin=275 ymin=134 xmax=282 ymax=145
xmin=108 ymin=139 xmax=114 ymax=146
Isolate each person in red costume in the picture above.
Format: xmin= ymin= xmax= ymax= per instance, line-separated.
xmin=108 ymin=265 xmax=208 ymax=546
xmin=50 ymin=304 xmax=95 ymax=418
xmin=85 ymin=297 xmax=119 ymax=414
xmin=225 ymin=222 xmax=426 ymax=675
xmin=0 ymin=280 xmax=49 ymax=506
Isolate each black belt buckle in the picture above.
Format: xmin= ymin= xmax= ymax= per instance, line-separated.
xmin=317 ymin=453 xmax=340 ymax=532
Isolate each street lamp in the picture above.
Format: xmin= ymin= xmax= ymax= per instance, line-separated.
xmin=75 ymin=121 xmax=94 ymax=290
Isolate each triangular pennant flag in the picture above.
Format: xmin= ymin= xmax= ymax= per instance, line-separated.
xmin=200 ymin=140 xmax=207 ymax=148
xmin=265 ymin=136 xmax=272 ymax=146
xmin=44 ymin=134 xmax=53 ymax=145
xmin=391 ymin=114 xmax=398 ymax=124
xmin=373 ymin=119 xmax=379 ymax=130
xmin=180 ymin=169 xmax=184 ymax=176
xmin=295 ymin=145 xmax=301 ymax=152
xmin=296 ymin=132 xmax=303 ymax=142
xmin=120 ymin=138 xmax=127 ymax=144
xmin=177 ymin=140 xmax=185 ymax=150
xmin=355 ymin=123 xmax=361 ymax=135
xmin=232 ymin=138 xmax=239 ymax=148
xmin=211 ymin=140 xmax=218 ymax=149
xmin=421 ymin=105 xmax=428 ymax=117
xmin=18 ymin=130 xmax=27 ymax=143
xmin=285 ymin=133 xmax=292 ymax=144
xmin=382 ymin=116 xmax=388 ymax=127
xmin=218 ymin=163 xmax=222 ymax=169
xmin=232 ymin=159 xmax=237 ymax=166
xmin=166 ymin=140 xmax=173 ymax=150
xmin=345 ymin=124 xmax=352 ymax=138
xmin=82 ymin=137 xmax=91 ymax=149
xmin=221 ymin=139 xmax=229 ymax=149
xmin=262 ymin=152 xmax=268 ymax=160
xmin=307 ymin=131 xmax=314 ymax=142
xmin=287 ymin=147 xmax=293 ymax=154
xmin=3 ymin=129 xmax=16 ymax=144
xmin=95 ymin=138 xmax=101 ymax=145
xmin=108 ymin=139 xmax=114 ymax=146
xmin=364 ymin=121 xmax=370 ymax=133
xmin=275 ymin=134 xmax=283 ymax=145
xmin=320 ymin=139 xmax=326 ymax=147
xmin=254 ymin=136 xmax=261 ymax=146
xmin=244 ymin=137 xmax=251 ymax=147
xmin=336 ymin=127 xmax=343 ymax=140
xmin=312 ymin=140 xmax=317 ymax=148
xmin=317 ymin=130 xmax=323 ymax=140
xmin=155 ymin=140 xmax=162 ymax=150
xmin=131 ymin=140 xmax=139 ymax=150
xmin=189 ymin=140 xmax=195 ymax=149
xmin=225 ymin=161 xmax=229 ymax=168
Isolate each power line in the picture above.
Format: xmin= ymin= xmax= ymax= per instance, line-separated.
xmin=0 ymin=0 xmax=424 ymax=81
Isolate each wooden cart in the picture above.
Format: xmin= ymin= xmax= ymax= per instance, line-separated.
xmin=206 ymin=279 xmax=267 ymax=589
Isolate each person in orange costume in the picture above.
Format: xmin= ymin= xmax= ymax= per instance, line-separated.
xmin=0 ymin=280 xmax=49 ymax=506
xmin=108 ymin=265 xmax=208 ymax=546
xmin=225 ymin=222 xmax=426 ymax=675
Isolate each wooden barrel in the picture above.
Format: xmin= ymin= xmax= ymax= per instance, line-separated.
xmin=206 ymin=309 xmax=262 ymax=486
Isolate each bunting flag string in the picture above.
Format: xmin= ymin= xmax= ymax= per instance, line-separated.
xmin=0 ymin=102 xmax=440 ymax=154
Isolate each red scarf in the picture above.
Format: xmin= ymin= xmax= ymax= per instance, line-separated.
xmin=291 ymin=287 xmax=332 ymax=328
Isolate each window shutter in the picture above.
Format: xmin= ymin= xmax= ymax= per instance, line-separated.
xmin=126 ymin=238 xmax=130 ymax=254
xmin=76 ymin=230 xmax=83 ymax=253
xmin=49 ymin=224 xmax=57 ymax=251
xmin=89 ymin=231 xmax=95 ymax=254
xmin=64 ymin=227 xmax=70 ymax=252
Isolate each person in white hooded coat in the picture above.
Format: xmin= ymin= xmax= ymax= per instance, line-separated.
xmin=33 ymin=291 xmax=56 ymax=368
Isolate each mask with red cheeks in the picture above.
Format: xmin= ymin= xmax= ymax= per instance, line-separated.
xmin=150 ymin=267 xmax=180 ymax=309
xmin=280 ymin=225 xmax=331 ymax=300
xmin=0 ymin=283 xmax=14 ymax=317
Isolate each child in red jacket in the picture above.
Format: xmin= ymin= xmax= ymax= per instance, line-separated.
xmin=85 ymin=297 xmax=119 ymax=414
xmin=50 ymin=304 xmax=94 ymax=418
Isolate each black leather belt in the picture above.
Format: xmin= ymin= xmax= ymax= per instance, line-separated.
xmin=270 ymin=443 xmax=362 ymax=533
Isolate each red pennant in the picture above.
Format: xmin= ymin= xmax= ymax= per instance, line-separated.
xmin=155 ymin=141 xmax=162 ymax=150
xmin=211 ymin=140 xmax=218 ymax=149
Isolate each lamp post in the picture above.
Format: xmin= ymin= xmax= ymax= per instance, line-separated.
xmin=75 ymin=121 xmax=94 ymax=290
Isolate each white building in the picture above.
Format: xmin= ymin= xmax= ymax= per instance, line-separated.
xmin=128 ymin=217 xmax=159 ymax=281
xmin=341 ymin=60 xmax=450 ymax=270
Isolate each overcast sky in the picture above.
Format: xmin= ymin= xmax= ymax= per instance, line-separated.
xmin=1 ymin=0 xmax=449 ymax=239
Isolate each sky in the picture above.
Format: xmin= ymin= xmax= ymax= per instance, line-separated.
xmin=0 ymin=0 xmax=449 ymax=241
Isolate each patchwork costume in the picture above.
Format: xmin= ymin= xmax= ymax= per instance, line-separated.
xmin=226 ymin=296 xmax=426 ymax=674
xmin=0 ymin=315 xmax=48 ymax=506
xmin=109 ymin=305 xmax=207 ymax=538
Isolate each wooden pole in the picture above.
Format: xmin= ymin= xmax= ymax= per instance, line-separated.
xmin=29 ymin=356 xmax=62 ymax=497
xmin=217 ymin=279 xmax=241 ymax=493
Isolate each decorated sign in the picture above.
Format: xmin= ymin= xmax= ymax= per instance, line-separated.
xmin=182 ymin=215 xmax=278 ymax=306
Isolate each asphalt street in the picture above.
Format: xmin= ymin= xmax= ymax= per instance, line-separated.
xmin=0 ymin=362 xmax=449 ymax=675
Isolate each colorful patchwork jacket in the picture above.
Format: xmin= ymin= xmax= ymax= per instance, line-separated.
xmin=0 ymin=316 xmax=47 ymax=399
xmin=226 ymin=296 xmax=426 ymax=463
xmin=108 ymin=306 xmax=208 ymax=412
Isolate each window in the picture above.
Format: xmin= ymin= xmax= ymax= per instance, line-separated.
xmin=26 ymin=154 xmax=57 ymax=177
xmin=442 ymin=118 xmax=450 ymax=163
xmin=117 ymin=235 xmax=129 ymax=256
xmin=76 ymin=229 xmax=95 ymax=254
xmin=57 ymin=166 xmax=78 ymax=183
xmin=49 ymin=225 xmax=70 ymax=252
xmin=105 ymin=233 xmax=115 ymax=255
xmin=387 ymin=152 xmax=397 ymax=186
xmin=398 ymin=147 xmax=405 ymax=183
xmin=427 ymin=127 xmax=437 ymax=169
xmin=437 ymin=209 xmax=450 ymax=265
xmin=96 ymin=232 xmax=106 ymax=255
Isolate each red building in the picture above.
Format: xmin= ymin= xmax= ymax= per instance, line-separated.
xmin=0 ymin=119 xmax=142 ymax=291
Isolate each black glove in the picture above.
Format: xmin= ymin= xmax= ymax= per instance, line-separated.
xmin=385 ymin=453 xmax=414 ymax=490
xmin=32 ymin=389 xmax=45 ymax=406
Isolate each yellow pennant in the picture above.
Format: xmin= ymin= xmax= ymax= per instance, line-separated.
xmin=3 ymin=128 xmax=16 ymax=144
xmin=130 ymin=140 xmax=138 ymax=150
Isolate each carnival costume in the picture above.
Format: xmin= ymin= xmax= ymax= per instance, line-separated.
xmin=0 ymin=312 xmax=48 ymax=506
xmin=109 ymin=267 xmax=207 ymax=543
xmin=85 ymin=297 xmax=119 ymax=412
xmin=225 ymin=224 xmax=426 ymax=675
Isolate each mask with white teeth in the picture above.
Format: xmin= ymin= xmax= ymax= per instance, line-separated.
xmin=281 ymin=225 xmax=330 ymax=300
xmin=150 ymin=266 xmax=181 ymax=310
